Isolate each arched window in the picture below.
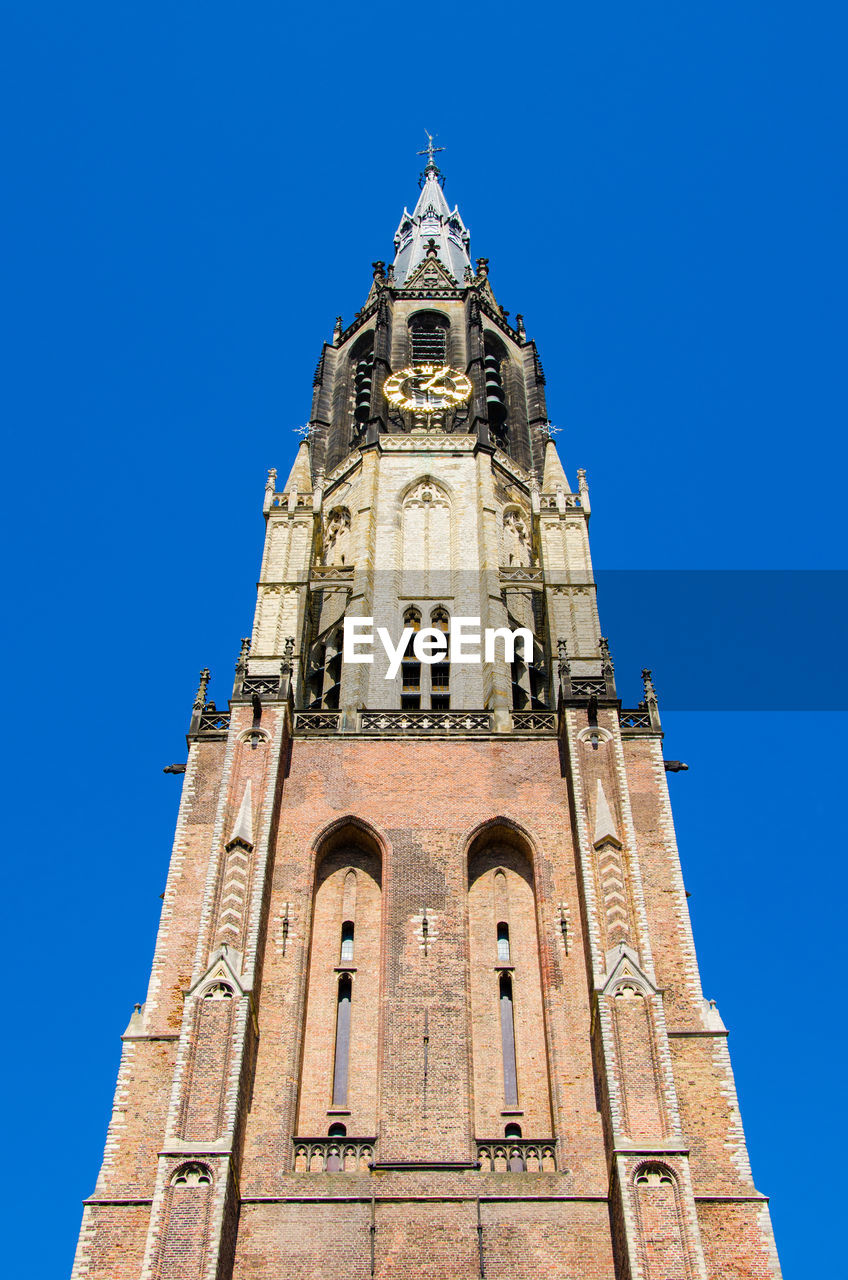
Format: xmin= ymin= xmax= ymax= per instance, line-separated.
xmin=328 ymin=1122 xmax=347 ymax=1137
xmin=351 ymin=335 xmax=374 ymax=441
xmin=401 ymin=607 xmax=422 ymax=710
xmin=429 ymin=607 xmax=450 ymax=710
xmin=409 ymin=313 xmax=449 ymax=366
xmin=499 ymin=973 xmax=518 ymax=1108
xmin=296 ymin=831 xmax=382 ymax=1139
xmin=332 ymin=974 xmax=353 ymax=1107
xmin=467 ymin=827 xmax=553 ymax=1136
xmin=504 ymin=1122 xmax=522 ymax=1139
xmin=484 ymin=337 xmax=508 ymax=447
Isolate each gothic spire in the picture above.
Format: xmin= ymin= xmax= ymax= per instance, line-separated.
xmin=392 ymin=144 xmax=472 ymax=287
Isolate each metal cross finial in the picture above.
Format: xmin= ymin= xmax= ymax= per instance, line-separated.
xmin=417 ymin=131 xmax=445 ymax=169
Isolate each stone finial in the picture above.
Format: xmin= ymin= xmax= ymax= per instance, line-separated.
xmin=557 ymin=638 xmax=570 ymax=672
xmin=642 ymin=668 xmax=661 ymax=731
xmin=263 ymin=467 xmax=277 ymax=513
xmin=516 ymin=313 xmax=526 ymax=341
xmin=372 ymin=260 xmax=386 ymax=280
xmin=577 ymin=467 xmax=591 ymax=515
xmin=235 ymin=637 xmax=250 ymax=676
xmin=464 ymin=264 xmax=474 ymax=284
xmin=281 ymin=637 xmax=295 ymax=673
xmin=193 ymin=668 xmax=211 ymax=711
xmin=599 ymin=636 xmax=614 ymax=674
xmin=475 ymin=256 xmax=489 ymax=277
xmin=386 ymin=264 xmax=395 ymax=285
xmin=333 ymin=316 xmax=343 ymax=346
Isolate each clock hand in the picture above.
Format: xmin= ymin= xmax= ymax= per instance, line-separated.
xmin=421 ymin=367 xmax=449 ymax=392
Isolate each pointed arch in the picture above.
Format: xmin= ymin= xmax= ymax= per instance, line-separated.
xmin=407 ymin=309 xmax=450 ymax=366
xmin=462 ymin=815 xmax=542 ymax=877
xmin=398 ymin=472 xmax=453 ymax=508
xmin=464 ymin=817 xmax=552 ymax=1137
xmin=399 ymin=476 xmax=452 ymax=602
xmin=308 ymin=813 xmax=391 ymax=869
xmin=297 ymin=816 xmax=386 ymax=1138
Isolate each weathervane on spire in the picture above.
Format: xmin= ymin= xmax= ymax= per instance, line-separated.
xmin=417 ymin=131 xmax=445 ymax=183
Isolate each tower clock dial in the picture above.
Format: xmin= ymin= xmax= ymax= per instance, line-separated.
xmin=383 ymin=364 xmax=473 ymax=413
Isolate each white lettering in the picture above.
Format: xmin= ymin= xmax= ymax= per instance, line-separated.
xmin=484 ymin=627 xmax=534 ymax=663
xmin=343 ymin=616 xmax=374 ymax=663
xmin=413 ymin=628 xmax=448 ymax=663
xmin=450 ymin=618 xmax=482 ymax=664
xmin=377 ymin=627 xmax=414 ymax=680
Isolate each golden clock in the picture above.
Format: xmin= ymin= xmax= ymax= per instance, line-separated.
xmin=383 ymin=364 xmax=473 ymax=414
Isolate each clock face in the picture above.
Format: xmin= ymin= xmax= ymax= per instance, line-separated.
xmin=383 ymin=365 xmax=473 ymax=413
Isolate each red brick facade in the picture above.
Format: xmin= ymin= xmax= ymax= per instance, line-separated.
xmin=72 ymin=707 xmax=781 ymax=1279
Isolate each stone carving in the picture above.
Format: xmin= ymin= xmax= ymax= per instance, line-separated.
xmin=404 ymin=479 xmax=450 ymax=509
xmin=202 ymin=982 xmax=234 ymax=1000
xmin=171 ymin=1163 xmax=212 ymax=1187
xmin=323 ymin=507 xmax=351 ymax=565
xmin=503 ymin=509 xmax=531 ymax=566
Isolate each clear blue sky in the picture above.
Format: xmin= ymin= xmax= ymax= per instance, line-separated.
xmin=2 ymin=4 xmax=845 ymax=1276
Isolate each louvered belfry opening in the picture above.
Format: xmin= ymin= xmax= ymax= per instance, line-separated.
xmin=410 ymin=313 xmax=448 ymax=366
xmin=484 ymin=337 xmax=508 ymax=446
xmin=353 ymin=344 xmax=374 ymax=422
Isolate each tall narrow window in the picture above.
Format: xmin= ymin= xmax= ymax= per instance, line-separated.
xmin=353 ymin=347 xmax=374 ymax=423
xmin=484 ymin=338 xmax=508 ymax=446
xmin=499 ymin=973 xmax=518 ymax=1107
xmin=410 ymin=314 xmax=448 ymax=366
xmin=401 ymin=607 xmax=422 ymax=710
xmin=332 ymin=975 xmax=352 ymax=1107
xmin=468 ymin=837 xmax=553 ymax=1136
xmin=430 ymin=606 xmax=450 ymax=710
xmin=297 ymin=840 xmax=382 ymax=1138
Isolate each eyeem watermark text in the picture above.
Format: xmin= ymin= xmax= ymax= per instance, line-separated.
xmin=343 ymin=617 xmax=533 ymax=679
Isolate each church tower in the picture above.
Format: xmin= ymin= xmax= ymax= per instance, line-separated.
xmin=72 ymin=149 xmax=782 ymax=1280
